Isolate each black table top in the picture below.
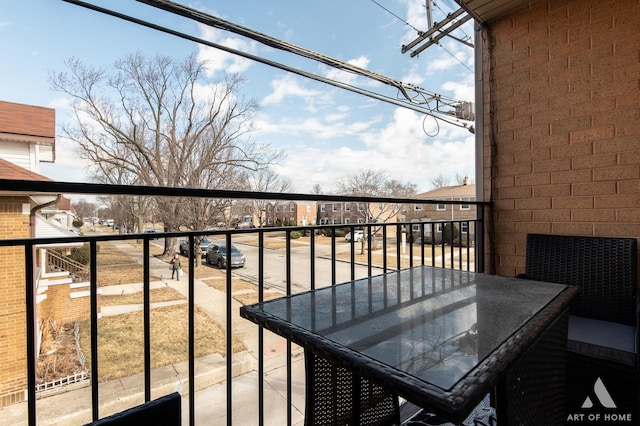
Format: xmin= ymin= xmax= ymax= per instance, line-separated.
xmin=240 ymin=266 xmax=578 ymax=421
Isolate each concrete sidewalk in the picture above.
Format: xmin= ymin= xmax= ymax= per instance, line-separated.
xmin=0 ymin=241 xmax=305 ymax=426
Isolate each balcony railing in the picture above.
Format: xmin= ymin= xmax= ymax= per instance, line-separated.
xmin=0 ymin=179 xmax=488 ymax=426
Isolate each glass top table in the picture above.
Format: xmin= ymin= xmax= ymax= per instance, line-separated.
xmin=240 ymin=266 xmax=579 ymax=423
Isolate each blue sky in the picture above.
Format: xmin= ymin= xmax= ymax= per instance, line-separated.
xmin=1 ymin=0 xmax=476 ymax=194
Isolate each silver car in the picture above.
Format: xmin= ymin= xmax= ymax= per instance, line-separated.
xmin=179 ymin=237 xmax=214 ymax=257
xmin=206 ymin=243 xmax=245 ymax=268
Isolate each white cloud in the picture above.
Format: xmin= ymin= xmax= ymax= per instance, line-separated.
xmin=323 ymin=55 xmax=370 ymax=86
xmin=262 ymin=74 xmax=323 ymax=105
xmin=254 ymin=112 xmax=378 ymax=140
xmin=196 ymin=25 xmax=255 ymax=75
xmin=441 ymin=72 xmax=474 ymax=102
xmin=268 ymin=107 xmax=475 ymax=193
xmin=41 ymin=135 xmax=92 ymax=182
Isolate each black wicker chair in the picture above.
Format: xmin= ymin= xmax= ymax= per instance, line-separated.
xmin=84 ymin=392 xmax=181 ymax=425
xmin=305 ymin=350 xmax=400 ymax=426
xmin=519 ymin=234 xmax=639 ymax=419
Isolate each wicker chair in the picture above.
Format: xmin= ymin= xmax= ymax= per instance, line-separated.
xmin=519 ymin=234 xmax=639 ymax=417
xmin=85 ymin=392 xmax=181 ymax=425
xmin=305 ymin=350 xmax=400 ymax=426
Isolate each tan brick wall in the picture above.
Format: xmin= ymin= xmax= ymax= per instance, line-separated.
xmin=0 ymin=199 xmax=31 ymax=406
xmin=39 ymin=283 xmax=91 ymax=324
xmin=482 ymin=0 xmax=640 ymax=278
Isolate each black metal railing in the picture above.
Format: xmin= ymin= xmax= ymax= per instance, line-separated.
xmin=0 ymin=179 xmax=488 ymax=426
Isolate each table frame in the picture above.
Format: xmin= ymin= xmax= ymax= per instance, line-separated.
xmin=240 ymin=266 xmax=578 ymax=424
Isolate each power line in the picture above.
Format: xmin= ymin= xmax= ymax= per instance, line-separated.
xmin=61 ymin=0 xmax=474 ymax=132
xmin=372 ymin=1 xmax=473 ymax=74
xmin=433 ymin=0 xmax=472 ymax=40
xmin=369 ymin=0 xmax=421 ymax=33
xmin=436 ymin=43 xmax=473 ymax=73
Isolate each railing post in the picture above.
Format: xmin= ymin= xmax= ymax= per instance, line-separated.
xmin=25 ymin=244 xmax=36 ymax=426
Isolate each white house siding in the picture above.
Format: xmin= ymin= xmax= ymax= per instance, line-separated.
xmin=0 ymin=141 xmax=38 ymax=173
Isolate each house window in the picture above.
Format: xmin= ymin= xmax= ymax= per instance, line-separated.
xmin=436 ymin=223 xmax=443 ymax=233
xmin=320 ymin=204 xmax=325 ymax=213
xmin=345 ymin=218 xmax=351 ymax=224
xmin=411 ymin=223 xmax=420 ymax=232
xmin=345 ymin=203 xmax=351 ymax=211
xmin=414 ymin=204 xmax=423 ymax=211
xmin=332 ymin=203 xmax=337 ymax=212
xmin=290 ymin=205 xmax=294 ymax=212
xmin=437 ymin=203 xmax=446 ymax=211
xmin=460 ymin=198 xmax=470 ymax=211
xmin=332 ymin=218 xmax=338 ymax=224
xmin=275 ymin=205 xmax=279 ymax=212
xmin=461 ymin=222 xmax=469 ymax=234
xmin=357 ymin=218 xmax=364 ymax=224
xmin=357 ymin=203 xmax=364 ymax=212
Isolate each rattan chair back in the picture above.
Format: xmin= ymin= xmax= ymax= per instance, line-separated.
xmin=523 ymin=233 xmax=638 ymax=326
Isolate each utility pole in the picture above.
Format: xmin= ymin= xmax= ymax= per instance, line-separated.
xmin=426 ymin=0 xmax=434 ymax=30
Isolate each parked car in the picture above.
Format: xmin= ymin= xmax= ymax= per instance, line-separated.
xmin=206 ymin=243 xmax=245 ymax=268
xmin=345 ymin=230 xmax=364 ymax=242
xmin=179 ymin=237 xmax=214 ymax=257
xmin=234 ymin=221 xmax=255 ymax=229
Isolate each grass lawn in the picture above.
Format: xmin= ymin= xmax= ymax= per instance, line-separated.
xmin=100 ymin=287 xmax=185 ymax=306
xmin=96 ymin=240 xmax=163 ymax=286
xmin=80 ymin=304 xmax=245 ymax=381
xmin=80 ymin=240 xmax=246 ymax=382
xmin=202 ymin=277 xmax=283 ymax=305
xmin=336 ymin=243 xmax=474 ymax=269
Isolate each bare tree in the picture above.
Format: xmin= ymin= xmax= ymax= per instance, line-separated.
xmin=247 ymin=168 xmax=293 ymax=227
xmin=50 ymin=53 xmax=282 ymax=255
xmin=71 ymin=199 xmax=97 ymax=220
xmin=431 ymin=174 xmax=450 ymax=189
xmin=337 ymin=169 xmax=416 ymax=253
xmin=311 ymin=184 xmax=323 ymax=195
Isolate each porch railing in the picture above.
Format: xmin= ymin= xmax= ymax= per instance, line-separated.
xmin=0 ymin=179 xmax=488 ymax=426
xmin=46 ymin=249 xmax=90 ymax=281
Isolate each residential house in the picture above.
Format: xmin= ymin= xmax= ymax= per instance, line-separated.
xmin=317 ymin=200 xmax=404 ymax=239
xmin=317 ymin=201 xmax=367 ymax=225
xmin=0 ymin=101 xmax=87 ymax=407
xmin=266 ymin=200 xmax=317 ymax=227
xmin=40 ymin=196 xmax=79 ymax=233
xmin=407 ymin=177 xmax=476 ymax=243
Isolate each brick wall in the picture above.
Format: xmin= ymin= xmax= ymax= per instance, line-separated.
xmin=0 ymin=198 xmax=31 ymax=406
xmin=39 ymin=282 xmax=92 ymax=324
xmin=482 ymin=0 xmax=640 ymax=277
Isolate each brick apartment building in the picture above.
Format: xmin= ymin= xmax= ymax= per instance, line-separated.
xmin=317 ymin=201 xmax=368 ymax=225
xmin=406 ymin=177 xmax=476 ymax=243
xmin=265 ymin=200 xmax=317 ymax=227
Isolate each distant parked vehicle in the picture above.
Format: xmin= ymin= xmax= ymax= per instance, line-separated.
xmin=234 ymin=221 xmax=255 ymax=229
xmin=206 ymin=243 xmax=245 ymax=268
xmin=345 ymin=230 xmax=364 ymax=242
xmin=179 ymin=237 xmax=214 ymax=257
